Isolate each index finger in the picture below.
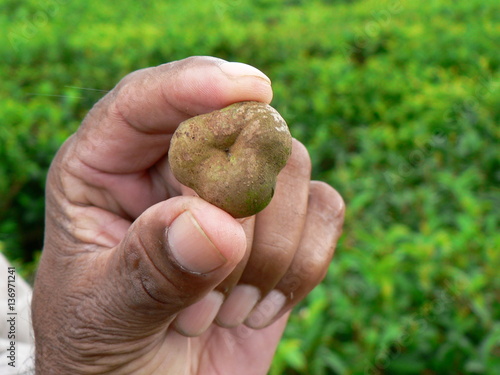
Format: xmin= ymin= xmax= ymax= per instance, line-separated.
xmin=73 ymin=56 xmax=273 ymax=174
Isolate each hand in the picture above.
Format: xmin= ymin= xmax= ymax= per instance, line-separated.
xmin=32 ymin=56 xmax=345 ymax=374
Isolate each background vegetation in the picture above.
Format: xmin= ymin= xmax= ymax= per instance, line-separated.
xmin=1 ymin=0 xmax=499 ymax=373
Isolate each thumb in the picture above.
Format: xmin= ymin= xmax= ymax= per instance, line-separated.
xmin=105 ymin=196 xmax=246 ymax=335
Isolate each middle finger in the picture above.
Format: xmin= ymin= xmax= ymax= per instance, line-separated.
xmin=215 ymin=139 xmax=311 ymax=327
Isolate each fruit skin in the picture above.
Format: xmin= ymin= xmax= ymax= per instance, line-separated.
xmin=168 ymin=101 xmax=293 ymax=218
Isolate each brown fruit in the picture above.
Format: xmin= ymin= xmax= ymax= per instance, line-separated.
xmin=168 ymin=101 xmax=292 ymax=218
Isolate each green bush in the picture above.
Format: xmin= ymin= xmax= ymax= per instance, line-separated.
xmin=1 ymin=0 xmax=498 ymax=373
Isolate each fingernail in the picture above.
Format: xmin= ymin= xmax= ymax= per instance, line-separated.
xmin=219 ymin=62 xmax=271 ymax=84
xmin=245 ymin=290 xmax=287 ymax=329
xmin=216 ymin=285 xmax=260 ymax=328
xmin=167 ymin=211 xmax=227 ymax=274
xmin=175 ymin=291 xmax=224 ymax=337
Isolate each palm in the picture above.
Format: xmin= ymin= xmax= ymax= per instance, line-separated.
xmin=150 ymin=321 xmax=288 ymax=374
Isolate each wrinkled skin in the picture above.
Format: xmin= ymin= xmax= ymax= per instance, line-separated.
xmin=169 ymin=101 xmax=292 ymax=218
xmin=32 ymin=56 xmax=345 ymax=375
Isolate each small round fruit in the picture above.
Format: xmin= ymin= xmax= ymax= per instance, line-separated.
xmin=168 ymin=101 xmax=292 ymax=218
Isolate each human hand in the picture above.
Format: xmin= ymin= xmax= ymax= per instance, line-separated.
xmin=32 ymin=56 xmax=345 ymax=374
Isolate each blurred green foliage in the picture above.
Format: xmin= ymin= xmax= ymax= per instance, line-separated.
xmin=1 ymin=0 xmax=499 ymax=373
